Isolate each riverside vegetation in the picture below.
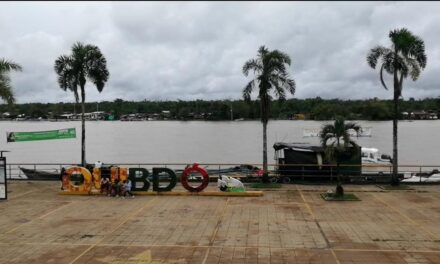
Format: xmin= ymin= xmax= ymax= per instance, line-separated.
xmin=1 ymin=97 xmax=439 ymax=121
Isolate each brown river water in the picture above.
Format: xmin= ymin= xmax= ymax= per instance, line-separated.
xmin=0 ymin=120 xmax=439 ymax=165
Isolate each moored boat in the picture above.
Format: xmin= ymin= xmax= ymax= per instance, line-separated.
xmin=20 ymin=167 xmax=60 ymax=180
xmin=402 ymin=169 xmax=440 ymax=183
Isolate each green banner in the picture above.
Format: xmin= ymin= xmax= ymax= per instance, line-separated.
xmin=7 ymin=128 xmax=76 ymax=142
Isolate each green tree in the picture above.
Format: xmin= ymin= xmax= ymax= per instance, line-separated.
xmin=320 ymin=117 xmax=361 ymax=196
xmin=242 ymin=46 xmax=296 ymax=183
xmin=367 ymin=28 xmax=427 ymax=185
xmin=54 ymin=42 xmax=109 ymax=166
xmin=0 ymin=59 xmax=22 ymax=104
xmin=362 ymin=100 xmax=392 ymax=120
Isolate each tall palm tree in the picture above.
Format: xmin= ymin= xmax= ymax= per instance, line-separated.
xmin=320 ymin=117 xmax=361 ymax=196
xmin=242 ymin=46 xmax=295 ymax=183
xmin=367 ymin=28 xmax=427 ymax=185
xmin=0 ymin=59 xmax=22 ymax=104
xmin=54 ymin=42 xmax=109 ymax=166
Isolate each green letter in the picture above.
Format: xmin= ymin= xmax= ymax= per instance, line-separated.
xmin=152 ymin=168 xmax=177 ymax=192
xmin=128 ymin=168 xmax=150 ymax=191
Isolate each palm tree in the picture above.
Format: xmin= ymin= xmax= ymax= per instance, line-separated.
xmin=0 ymin=59 xmax=22 ymax=104
xmin=242 ymin=46 xmax=295 ymax=183
xmin=54 ymin=42 xmax=109 ymax=166
xmin=367 ymin=28 xmax=427 ymax=186
xmin=320 ymin=117 xmax=361 ymax=196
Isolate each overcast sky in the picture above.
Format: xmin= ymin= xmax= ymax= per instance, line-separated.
xmin=1 ymin=1 xmax=439 ymax=103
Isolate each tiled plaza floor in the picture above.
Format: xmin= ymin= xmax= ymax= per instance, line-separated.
xmin=1 ymin=181 xmax=440 ymax=263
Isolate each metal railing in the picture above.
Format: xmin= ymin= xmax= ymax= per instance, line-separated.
xmin=6 ymin=162 xmax=440 ymax=184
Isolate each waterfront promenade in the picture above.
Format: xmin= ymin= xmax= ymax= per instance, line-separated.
xmin=1 ymin=181 xmax=440 ymax=263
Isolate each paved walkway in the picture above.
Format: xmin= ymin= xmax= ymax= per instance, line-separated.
xmin=1 ymin=181 xmax=440 ymax=263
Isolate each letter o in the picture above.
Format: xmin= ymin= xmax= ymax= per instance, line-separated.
xmin=64 ymin=166 xmax=92 ymax=192
xmin=181 ymin=164 xmax=209 ymax=192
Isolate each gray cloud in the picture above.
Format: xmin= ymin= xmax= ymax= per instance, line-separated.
xmin=1 ymin=1 xmax=439 ymax=104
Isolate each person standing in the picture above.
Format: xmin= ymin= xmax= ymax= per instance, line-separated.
xmin=60 ymin=167 xmax=66 ymax=190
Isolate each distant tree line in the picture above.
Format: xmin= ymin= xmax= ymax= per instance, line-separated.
xmin=1 ymin=97 xmax=439 ymax=121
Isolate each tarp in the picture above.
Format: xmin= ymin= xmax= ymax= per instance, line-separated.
xmin=7 ymin=128 xmax=76 ymax=142
xmin=273 ymin=143 xmax=324 ymax=152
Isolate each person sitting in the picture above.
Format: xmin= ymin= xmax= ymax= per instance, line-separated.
xmin=113 ymin=179 xmax=121 ymax=197
xmin=123 ymin=179 xmax=134 ymax=198
xmin=100 ymin=177 xmax=110 ymax=195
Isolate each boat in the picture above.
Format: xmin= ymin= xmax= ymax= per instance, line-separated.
xmin=272 ymin=142 xmax=408 ymax=183
xmin=360 ymin=147 xmax=395 ymax=176
xmin=20 ymin=167 xmax=60 ymax=180
xmin=361 ymin=147 xmax=392 ymax=165
xmin=273 ymin=142 xmax=362 ymax=183
xmin=175 ymin=164 xmax=262 ymax=181
xmin=402 ymin=169 xmax=440 ymax=183
xmin=303 ymin=127 xmax=372 ymax=137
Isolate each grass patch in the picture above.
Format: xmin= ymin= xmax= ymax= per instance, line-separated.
xmin=376 ymin=184 xmax=414 ymax=190
xmin=250 ymin=183 xmax=282 ymax=189
xmin=321 ymin=193 xmax=361 ymax=201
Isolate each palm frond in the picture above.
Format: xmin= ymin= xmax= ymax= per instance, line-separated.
xmin=382 ymin=51 xmax=395 ymax=73
xmin=379 ymin=64 xmax=389 ymax=90
xmin=272 ymin=82 xmax=286 ymax=101
xmin=270 ymin=50 xmax=291 ymax=65
xmin=85 ymin=47 xmax=109 ymax=93
xmin=243 ymin=80 xmax=255 ymax=102
xmin=242 ymin=59 xmax=262 ymax=76
xmin=390 ymin=28 xmax=427 ymax=67
xmin=257 ymin=46 xmax=269 ymax=59
xmin=269 ymin=73 xmax=295 ymax=99
xmin=0 ymin=58 xmax=21 ymax=104
xmin=319 ymin=123 xmax=335 ymax=146
xmin=404 ymin=57 xmax=422 ymax=81
xmin=411 ymin=37 xmax=427 ymax=68
xmin=0 ymin=75 xmax=15 ymax=104
xmin=320 ymin=118 xmax=361 ymax=163
xmin=54 ymin=55 xmax=77 ymax=97
xmin=55 ymin=43 xmax=109 ymax=99
xmin=389 ymin=28 xmax=427 ymax=75
xmin=367 ymin=46 xmax=391 ymax=69
xmin=0 ymin=59 xmax=22 ymax=72
xmin=345 ymin=122 xmax=361 ymax=133
xmin=242 ymin=46 xmax=295 ymax=124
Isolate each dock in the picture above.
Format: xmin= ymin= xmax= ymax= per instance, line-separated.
xmin=1 ymin=181 xmax=440 ymax=263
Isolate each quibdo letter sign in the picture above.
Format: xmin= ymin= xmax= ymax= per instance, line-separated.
xmin=62 ymin=163 xmax=210 ymax=194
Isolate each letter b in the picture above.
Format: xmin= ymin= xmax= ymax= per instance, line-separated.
xmin=128 ymin=168 xmax=150 ymax=191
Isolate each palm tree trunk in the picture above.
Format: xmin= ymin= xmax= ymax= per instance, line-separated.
xmin=392 ymin=85 xmax=399 ymax=186
xmin=392 ymin=59 xmax=399 ymax=186
xmin=262 ymin=120 xmax=269 ymax=183
xmin=336 ymin=161 xmax=344 ymax=196
xmin=335 ymin=137 xmax=344 ymax=196
xmin=81 ymin=86 xmax=86 ymax=167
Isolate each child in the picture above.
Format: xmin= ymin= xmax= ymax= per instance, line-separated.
xmin=123 ymin=179 xmax=134 ymax=198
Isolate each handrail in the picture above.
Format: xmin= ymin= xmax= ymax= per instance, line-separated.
xmin=7 ymin=162 xmax=440 ymax=184
xmin=7 ymin=162 xmax=440 ymax=168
